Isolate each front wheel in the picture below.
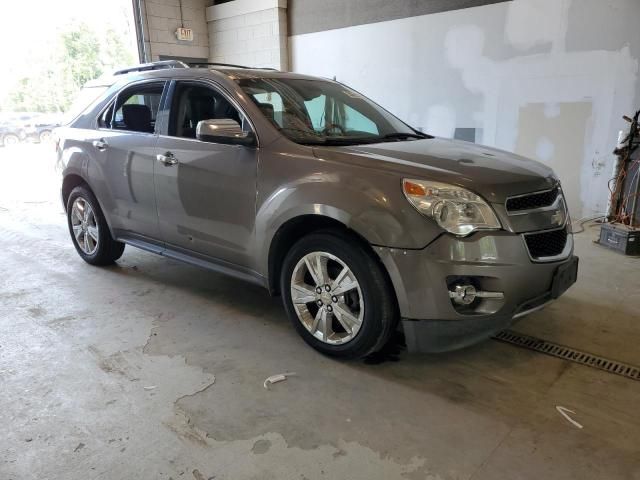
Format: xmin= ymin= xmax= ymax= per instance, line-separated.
xmin=2 ymin=134 xmax=20 ymax=146
xmin=67 ymin=185 xmax=125 ymax=265
xmin=281 ymin=231 xmax=397 ymax=359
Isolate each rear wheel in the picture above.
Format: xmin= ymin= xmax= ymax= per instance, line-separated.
xmin=39 ymin=130 xmax=53 ymax=143
xmin=281 ymin=231 xmax=397 ymax=359
xmin=67 ymin=185 xmax=125 ymax=265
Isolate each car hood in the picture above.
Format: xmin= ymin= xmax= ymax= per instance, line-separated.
xmin=315 ymin=137 xmax=557 ymax=203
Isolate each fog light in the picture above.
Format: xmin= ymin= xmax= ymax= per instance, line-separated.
xmin=449 ymin=285 xmax=477 ymax=305
xmin=449 ymin=284 xmax=504 ymax=305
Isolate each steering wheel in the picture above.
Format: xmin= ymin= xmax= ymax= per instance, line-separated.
xmin=322 ymin=123 xmax=346 ymax=135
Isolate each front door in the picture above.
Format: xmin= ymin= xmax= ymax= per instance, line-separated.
xmin=154 ymin=80 xmax=258 ymax=268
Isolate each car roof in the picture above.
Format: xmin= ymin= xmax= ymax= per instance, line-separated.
xmin=203 ymin=67 xmax=325 ymax=81
xmin=85 ymin=62 xmax=330 ymax=89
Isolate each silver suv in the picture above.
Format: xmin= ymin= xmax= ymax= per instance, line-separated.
xmin=57 ymin=61 xmax=578 ymax=359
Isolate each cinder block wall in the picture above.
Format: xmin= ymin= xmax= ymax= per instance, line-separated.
xmin=141 ymin=0 xmax=210 ymax=61
xmin=206 ymin=0 xmax=288 ymax=70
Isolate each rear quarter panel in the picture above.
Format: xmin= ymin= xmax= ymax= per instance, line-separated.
xmin=58 ymin=126 xmax=119 ymax=234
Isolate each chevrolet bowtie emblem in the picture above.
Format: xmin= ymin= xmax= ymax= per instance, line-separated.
xmin=551 ymin=210 xmax=564 ymax=226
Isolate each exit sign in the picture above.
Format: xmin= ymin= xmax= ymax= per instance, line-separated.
xmin=175 ymin=27 xmax=194 ymax=42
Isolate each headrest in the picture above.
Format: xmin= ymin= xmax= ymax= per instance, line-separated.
xmin=122 ymin=104 xmax=153 ymax=133
xmin=214 ymin=98 xmax=237 ymax=120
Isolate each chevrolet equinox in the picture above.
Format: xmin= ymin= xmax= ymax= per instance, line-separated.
xmin=57 ymin=61 xmax=578 ymax=359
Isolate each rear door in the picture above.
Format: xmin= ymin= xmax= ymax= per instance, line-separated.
xmin=153 ymin=80 xmax=258 ymax=267
xmin=91 ymin=80 xmax=167 ymax=241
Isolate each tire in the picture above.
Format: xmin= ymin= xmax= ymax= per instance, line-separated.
xmin=39 ymin=130 xmax=53 ymax=143
xmin=66 ymin=185 xmax=125 ymax=265
xmin=2 ymin=134 xmax=20 ymax=146
xmin=281 ymin=230 xmax=397 ymax=359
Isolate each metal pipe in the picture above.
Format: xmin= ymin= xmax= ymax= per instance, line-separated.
xmin=606 ymin=131 xmax=626 ymax=220
xmin=627 ymin=112 xmax=639 ymax=227
xmin=629 ymin=171 xmax=640 ymax=227
xmin=133 ymin=0 xmax=149 ymax=63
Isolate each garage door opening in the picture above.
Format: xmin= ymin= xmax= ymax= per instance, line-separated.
xmin=0 ymin=0 xmax=138 ymax=213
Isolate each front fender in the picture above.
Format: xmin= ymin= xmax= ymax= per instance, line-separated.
xmin=254 ymin=145 xmax=442 ymax=276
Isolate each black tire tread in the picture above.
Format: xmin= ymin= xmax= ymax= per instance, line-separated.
xmin=281 ymin=229 xmax=398 ymax=359
xmin=67 ymin=185 xmax=125 ymax=266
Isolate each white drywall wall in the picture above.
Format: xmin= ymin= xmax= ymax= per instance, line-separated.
xmin=289 ymin=0 xmax=640 ymax=218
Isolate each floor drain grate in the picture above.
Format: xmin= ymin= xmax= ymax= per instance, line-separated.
xmin=493 ymin=330 xmax=640 ymax=381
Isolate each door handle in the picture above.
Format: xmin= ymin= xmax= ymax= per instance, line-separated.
xmin=93 ymin=139 xmax=108 ymax=151
xmin=156 ymin=151 xmax=179 ymax=166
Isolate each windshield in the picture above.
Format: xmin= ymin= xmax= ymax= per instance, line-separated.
xmin=237 ymin=77 xmax=428 ymax=146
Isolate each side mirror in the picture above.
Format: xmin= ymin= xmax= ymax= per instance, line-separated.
xmin=196 ymin=119 xmax=256 ymax=146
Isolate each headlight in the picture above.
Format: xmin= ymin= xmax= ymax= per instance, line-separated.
xmin=402 ymin=179 xmax=501 ymax=236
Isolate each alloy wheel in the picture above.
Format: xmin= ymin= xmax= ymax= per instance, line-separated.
xmin=70 ymin=197 xmax=99 ymax=255
xmin=290 ymin=251 xmax=364 ymax=345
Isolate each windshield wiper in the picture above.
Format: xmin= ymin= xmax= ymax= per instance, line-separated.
xmin=318 ymin=137 xmax=383 ymax=146
xmin=280 ymin=126 xmax=430 ymax=145
xmin=289 ymin=133 xmax=383 ymax=146
xmin=379 ymin=132 xmax=431 ymax=141
xmin=279 ymin=126 xmax=323 ymax=138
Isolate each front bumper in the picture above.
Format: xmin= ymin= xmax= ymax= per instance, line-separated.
xmin=376 ymin=230 xmax=577 ymax=352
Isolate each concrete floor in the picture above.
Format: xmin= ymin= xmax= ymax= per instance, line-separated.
xmin=1 ymin=144 xmax=640 ymax=480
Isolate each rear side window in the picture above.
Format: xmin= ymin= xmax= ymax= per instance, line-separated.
xmin=99 ymin=82 xmax=165 ymax=133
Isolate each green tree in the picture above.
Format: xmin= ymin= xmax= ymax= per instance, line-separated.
xmin=3 ymin=20 xmax=136 ymax=113
xmin=103 ymin=28 xmax=135 ymax=72
xmin=7 ymin=70 xmax=66 ymax=112
xmin=61 ymin=22 xmax=104 ymax=92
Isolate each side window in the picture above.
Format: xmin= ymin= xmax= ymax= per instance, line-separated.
xmin=168 ymin=83 xmax=248 ymax=139
xmin=100 ymin=82 xmax=165 ymax=133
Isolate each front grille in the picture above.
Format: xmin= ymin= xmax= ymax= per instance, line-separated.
xmin=524 ymin=228 xmax=568 ymax=259
xmin=507 ymin=188 xmax=559 ymax=213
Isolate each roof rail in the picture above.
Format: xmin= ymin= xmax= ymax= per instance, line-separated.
xmin=188 ymin=62 xmax=278 ymax=71
xmin=113 ymin=60 xmax=188 ymax=76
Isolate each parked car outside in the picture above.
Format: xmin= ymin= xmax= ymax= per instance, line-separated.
xmin=0 ymin=112 xmax=61 ymax=145
xmin=0 ymin=113 xmax=33 ymax=146
xmin=24 ymin=113 xmax=63 ymax=143
xmin=0 ymin=112 xmax=40 ymax=146
xmin=0 ymin=121 xmax=27 ymax=146
xmin=56 ymin=61 xmax=578 ymax=358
